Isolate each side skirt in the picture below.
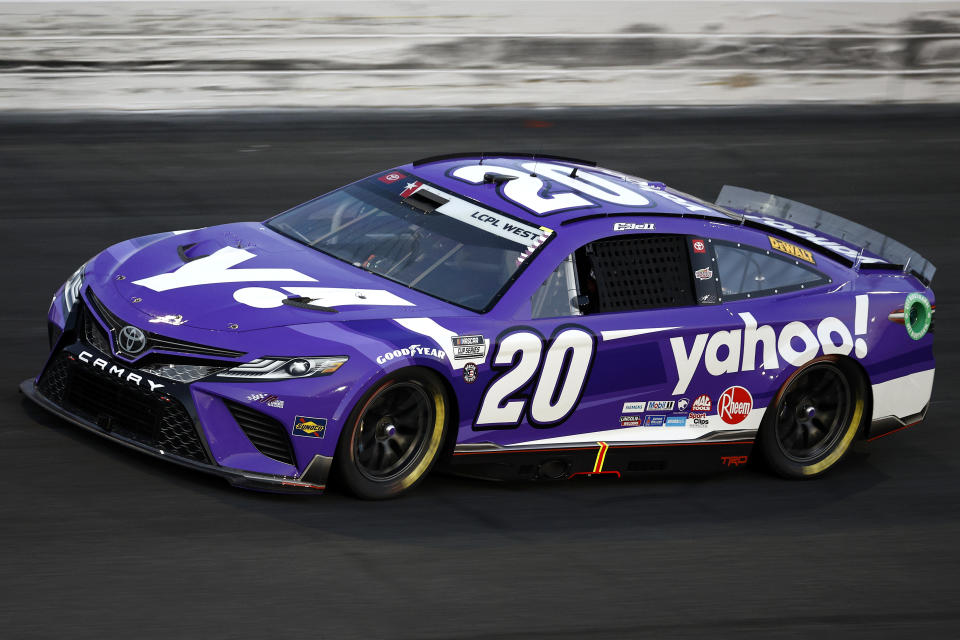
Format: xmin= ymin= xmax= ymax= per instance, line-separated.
xmin=867 ymin=405 xmax=928 ymax=441
xmin=446 ymin=439 xmax=755 ymax=481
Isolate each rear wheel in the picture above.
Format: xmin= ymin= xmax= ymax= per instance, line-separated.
xmin=760 ymin=359 xmax=867 ymax=479
xmin=336 ymin=371 xmax=448 ymax=499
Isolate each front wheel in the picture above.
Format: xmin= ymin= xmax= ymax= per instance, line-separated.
xmin=336 ymin=371 xmax=448 ymax=499
xmin=760 ymin=358 xmax=867 ymax=479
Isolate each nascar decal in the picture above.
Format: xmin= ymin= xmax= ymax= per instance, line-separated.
xmin=745 ymin=215 xmax=886 ymax=264
xmin=670 ymin=295 xmax=870 ymax=394
xmin=293 ymin=416 xmax=327 ymax=438
xmin=451 ymin=335 xmax=486 ymax=360
xmin=450 ymin=162 xmax=714 ymax=216
xmin=647 ymin=400 xmax=674 ymax=411
xmin=378 ymin=171 xmax=406 ymax=183
xmin=376 ymin=344 xmax=446 ymax=365
xmin=392 ymin=318 xmax=490 ymax=371
xmin=691 ymin=394 xmax=712 ymax=412
xmin=134 ymin=247 xmax=316 ymax=292
xmin=694 ymin=268 xmax=713 ymax=280
xmin=247 ymin=393 xmax=284 ymax=408
xmin=406 ymin=181 xmax=551 ymax=245
xmin=768 ymin=236 xmax=815 ymax=264
xmin=132 ymin=247 xmax=415 ymax=310
xmin=718 ymin=386 xmax=752 ymax=425
xmin=475 ymin=326 xmax=596 ymax=428
xmin=77 ymin=351 xmax=165 ymax=391
xmin=613 ymin=222 xmax=655 ymax=231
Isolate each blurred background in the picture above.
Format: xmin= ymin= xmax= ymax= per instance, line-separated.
xmin=1 ymin=0 xmax=959 ymax=109
xmin=2 ymin=2 xmax=959 ymax=639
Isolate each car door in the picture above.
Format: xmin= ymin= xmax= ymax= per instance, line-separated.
xmin=471 ymin=232 xmax=747 ymax=447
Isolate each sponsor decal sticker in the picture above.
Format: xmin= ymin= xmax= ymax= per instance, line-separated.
xmin=293 ymin=416 xmax=327 ymax=438
xmin=694 ymin=267 xmax=713 ymax=280
xmin=692 ymin=238 xmax=706 ymax=254
xmin=378 ymin=171 xmax=406 ymax=183
xmin=745 ymin=214 xmax=885 ymax=264
xmin=613 ymin=222 xmax=655 ymax=231
xmin=376 ymin=344 xmax=446 ymax=365
xmin=77 ymin=351 xmax=165 ymax=391
xmin=621 ymin=401 xmax=646 ymax=414
xmin=691 ymin=394 xmax=712 ymax=412
xmin=463 ymin=362 xmax=478 ymax=384
xmin=768 ymin=235 xmax=816 ymax=264
xmin=620 ymin=415 xmax=642 ymax=427
xmin=721 ymin=455 xmax=749 ymax=467
xmin=670 ymin=296 xmax=870 ymax=394
xmin=246 ymin=393 xmax=284 ymax=409
xmin=643 ymin=415 xmax=666 ymax=427
xmin=400 ymin=181 xmax=424 ymax=198
xmin=903 ymin=292 xmax=932 ymax=341
xmin=148 ymin=314 xmax=186 ymax=326
xmin=647 ymin=400 xmax=675 ymax=411
xmin=676 ymin=397 xmax=690 ymax=411
xmin=718 ymin=386 xmax=753 ymax=425
xmin=689 ymin=413 xmax=710 ymax=426
xmin=451 ymin=335 xmax=486 ymax=360
xmin=665 ymin=415 xmax=687 ymax=427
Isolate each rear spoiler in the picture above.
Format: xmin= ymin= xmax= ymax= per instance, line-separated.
xmin=716 ymin=186 xmax=935 ymax=286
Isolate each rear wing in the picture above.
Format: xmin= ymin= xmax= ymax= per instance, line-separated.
xmin=716 ymin=186 xmax=935 ymax=286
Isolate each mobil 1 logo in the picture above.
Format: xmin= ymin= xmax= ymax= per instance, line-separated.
xmin=452 ymin=335 xmax=486 ymax=360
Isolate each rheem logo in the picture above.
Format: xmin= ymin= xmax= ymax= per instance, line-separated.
xmin=718 ymin=386 xmax=752 ymax=425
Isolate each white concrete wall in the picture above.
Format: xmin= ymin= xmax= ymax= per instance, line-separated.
xmin=1 ymin=1 xmax=959 ymax=110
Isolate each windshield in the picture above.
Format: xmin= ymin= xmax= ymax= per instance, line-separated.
xmin=267 ymin=172 xmax=553 ymax=311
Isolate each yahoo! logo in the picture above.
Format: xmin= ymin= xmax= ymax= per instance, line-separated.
xmin=670 ymin=295 xmax=869 ymax=395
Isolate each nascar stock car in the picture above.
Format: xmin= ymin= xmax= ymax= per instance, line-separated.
xmin=22 ymin=153 xmax=935 ymax=499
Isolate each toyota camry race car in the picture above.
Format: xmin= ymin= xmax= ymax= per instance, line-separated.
xmin=22 ymin=153 xmax=936 ymax=499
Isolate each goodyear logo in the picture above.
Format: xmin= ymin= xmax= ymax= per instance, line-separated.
xmin=293 ymin=416 xmax=327 ymax=438
xmin=769 ymin=236 xmax=815 ymax=264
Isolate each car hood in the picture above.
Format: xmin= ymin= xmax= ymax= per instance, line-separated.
xmin=87 ymin=222 xmax=466 ymax=331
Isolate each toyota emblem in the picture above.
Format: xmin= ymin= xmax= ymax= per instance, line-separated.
xmin=118 ymin=325 xmax=147 ymax=354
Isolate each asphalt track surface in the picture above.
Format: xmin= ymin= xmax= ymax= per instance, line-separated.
xmin=1 ymin=108 xmax=958 ymax=639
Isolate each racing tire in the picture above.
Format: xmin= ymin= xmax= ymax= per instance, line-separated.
xmin=759 ymin=358 xmax=867 ymax=479
xmin=336 ymin=370 xmax=448 ymax=499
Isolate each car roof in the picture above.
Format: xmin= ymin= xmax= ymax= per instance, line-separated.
xmin=399 ymin=153 xmax=738 ymax=229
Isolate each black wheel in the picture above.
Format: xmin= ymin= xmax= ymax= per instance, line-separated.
xmin=760 ymin=359 xmax=867 ymax=479
xmin=336 ymin=370 xmax=448 ymax=499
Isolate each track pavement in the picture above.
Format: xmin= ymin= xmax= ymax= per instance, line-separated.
xmin=1 ymin=108 xmax=958 ymax=639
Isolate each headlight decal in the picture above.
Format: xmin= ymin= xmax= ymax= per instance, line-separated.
xmin=217 ymin=356 xmax=348 ymax=380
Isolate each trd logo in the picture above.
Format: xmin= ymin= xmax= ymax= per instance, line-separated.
xmin=721 ymin=455 xmax=749 ymax=467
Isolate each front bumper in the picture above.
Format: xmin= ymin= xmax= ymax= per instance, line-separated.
xmin=21 ymin=377 xmax=330 ymax=493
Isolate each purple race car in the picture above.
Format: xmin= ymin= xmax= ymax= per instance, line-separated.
xmin=22 ymin=153 xmax=936 ymax=499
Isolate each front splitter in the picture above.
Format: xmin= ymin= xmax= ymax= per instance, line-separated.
xmin=19 ymin=379 xmax=328 ymax=494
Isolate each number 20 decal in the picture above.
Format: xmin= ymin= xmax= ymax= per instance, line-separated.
xmin=475 ymin=326 xmax=596 ymax=429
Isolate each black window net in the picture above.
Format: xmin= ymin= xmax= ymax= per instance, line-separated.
xmin=580 ymin=234 xmax=695 ymax=312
